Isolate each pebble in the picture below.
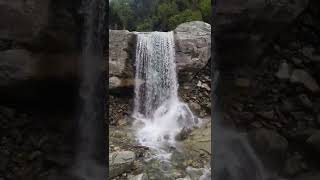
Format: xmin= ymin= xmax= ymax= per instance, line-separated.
xmin=276 ymin=62 xmax=291 ymax=80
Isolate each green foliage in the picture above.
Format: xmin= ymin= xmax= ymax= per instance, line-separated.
xmin=136 ymin=18 xmax=154 ymax=31
xmin=168 ymin=10 xmax=203 ymax=30
xmin=199 ymin=0 xmax=211 ymax=23
xmin=109 ymin=0 xmax=211 ymax=31
xmin=109 ymin=0 xmax=135 ymax=30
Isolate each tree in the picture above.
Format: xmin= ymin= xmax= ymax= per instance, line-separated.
xmin=199 ymin=0 xmax=211 ymax=23
xmin=109 ymin=0 xmax=135 ymax=30
xmin=136 ymin=18 xmax=154 ymax=31
xmin=168 ymin=9 xmax=203 ymax=30
xmin=108 ymin=0 xmax=211 ymax=31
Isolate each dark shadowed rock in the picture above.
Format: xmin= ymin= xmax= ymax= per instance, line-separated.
xmin=0 ymin=49 xmax=37 ymax=86
xmin=215 ymin=0 xmax=309 ymax=67
xmin=293 ymin=173 xmax=320 ymax=180
xmin=306 ymin=131 xmax=320 ymax=153
xmin=276 ymin=62 xmax=291 ymax=80
xmin=283 ymin=153 xmax=304 ymax=177
xmin=0 ymin=0 xmax=50 ymax=43
xmin=290 ymin=69 xmax=320 ymax=92
xmin=248 ymin=128 xmax=288 ymax=170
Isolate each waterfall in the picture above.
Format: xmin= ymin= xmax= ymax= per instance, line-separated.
xmin=133 ymin=31 xmax=198 ymax=157
xmin=71 ymin=0 xmax=106 ymax=179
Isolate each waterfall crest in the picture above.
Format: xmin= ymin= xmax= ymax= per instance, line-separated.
xmin=133 ymin=32 xmax=198 ymax=157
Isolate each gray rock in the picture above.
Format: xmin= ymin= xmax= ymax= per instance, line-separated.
xmin=235 ymin=78 xmax=251 ymax=87
xmin=202 ymin=83 xmax=211 ymax=91
xmin=248 ymin=128 xmax=288 ymax=169
xmin=298 ymin=94 xmax=313 ymax=109
xmin=109 ymin=151 xmax=135 ymax=178
xmin=249 ymin=128 xmax=288 ymax=154
xmin=293 ymin=173 xmax=320 ymax=180
xmin=276 ymin=62 xmax=291 ymax=80
xmin=290 ymin=69 xmax=320 ymax=92
xmin=0 ymin=106 xmax=15 ymax=119
xmin=177 ymin=176 xmax=191 ymax=180
xmin=199 ymin=168 xmax=211 ymax=180
xmin=189 ymin=102 xmax=201 ymax=114
xmin=175 ymin=127 xmax=192 ymax=141
xmin=109 ymin=30 xmax=135 ymax=78
xmin=182 ymin=122 xmax=211 ymax=161
xmin=283 ymin=153 xmax=303 ymax=176
xmin=302 ymin=47 xmax=320 ymax=62
xmin=174 ymin=21 xmax=211 ymax=82
xmin=306 ymin=131 xmax=320 ymax=153
xmin=197 ymin=81 xmax=211 ymax=91
xmin=0 ymin=49 xmax=37 ymax=86
xmin=109 ymin=76 xmax=122 ymax=89
xmin=292 ymin=57 xmax=303 ymax=65
xmin=186 ymin=167 xmax=204 ymax=180
xmin=0 ymin=0 xmax=50 ymax=43
xmin=127 ymin=173 xmax=146 ymax=180
xmin=0 ymin=154 xmax=8 ymax=171
xmin=257 ymin=110 xmax=275 ymax=120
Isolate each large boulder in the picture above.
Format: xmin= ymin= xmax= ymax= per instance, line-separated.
xmin=109 ymin=151 xmax=135 ymax=178
xmin=174 ymin=21 xmax=211 ymax=82
xmin=181 ymin=122 xmax=211 ymax=162
xmin=108 ymin=30 xmax=136 ymax=90
xmin=0 ymin=49 xmax=37 ymax=86
xmin=109 ymin=30 xmax=135 ymax=78
xmin=248 ymin=128 xmax=288 ymax=171
xmin=215 ymin=0 xmax=309 ymax=67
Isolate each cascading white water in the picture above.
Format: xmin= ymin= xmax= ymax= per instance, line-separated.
xmin=133 ymin=31 xmax=199 ymax=158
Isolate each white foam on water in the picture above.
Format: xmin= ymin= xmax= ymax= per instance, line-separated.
xmin=132 ymin=31 xmax=198 ymax=160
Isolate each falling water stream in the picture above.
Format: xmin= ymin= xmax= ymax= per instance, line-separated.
xmin=131 ymin=32 xmax=208 ymax=179
xmin=119 ymin=27 xmax=280 ymax=180
xmin=133 ymin=32 xmax=198 ymax=156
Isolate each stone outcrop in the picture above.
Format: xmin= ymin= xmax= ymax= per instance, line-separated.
xmin=181 ymin=121 xmax=211 ymax=161
xmin=109 ymin=151 xmax=136 ymax=178
xmin=174 ymin=21 xmax=211 ymax=82
xmin=108 ymin=21 xmax=211 ymax=89
xmin=109 ymin=30 xmax=135 ymax=78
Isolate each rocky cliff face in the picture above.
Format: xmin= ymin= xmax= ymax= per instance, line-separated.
xmin=108 ymin=21 xmax=211 ymax=90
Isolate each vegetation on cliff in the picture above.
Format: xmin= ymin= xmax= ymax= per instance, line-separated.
xmin=109 ymin=0 xmax=211 ymax=31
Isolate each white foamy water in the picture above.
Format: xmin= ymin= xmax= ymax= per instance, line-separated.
xmin=132 ymin=32 xmax=198 ymax=158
